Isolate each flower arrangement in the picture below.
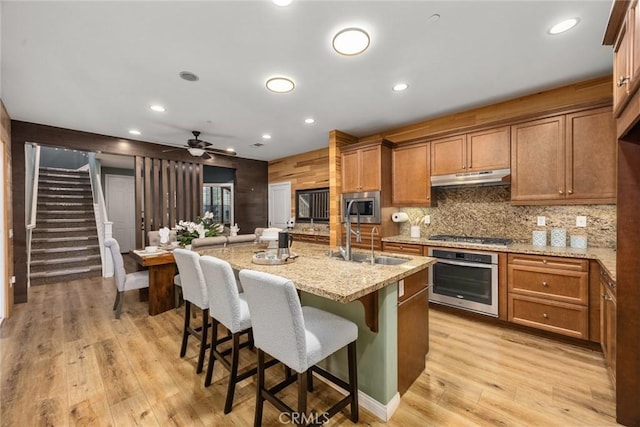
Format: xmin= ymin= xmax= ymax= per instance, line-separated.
xmin=176 ymin=211 xmax=224 ymax=246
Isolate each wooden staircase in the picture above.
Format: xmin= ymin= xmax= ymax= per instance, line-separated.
xmin=30 ymin=167 xmax=102 ymax=285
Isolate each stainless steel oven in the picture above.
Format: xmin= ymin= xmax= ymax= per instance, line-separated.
xmin=428 ymin=248 xmax=498 ymax=317
xmin=341 ymin=191 xmax=381 ymax=224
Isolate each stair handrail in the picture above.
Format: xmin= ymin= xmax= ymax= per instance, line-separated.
xmin=87 ymin=154 xmax=113 ymax=277
xmin=25 ymin=144 xmax=41 ymax=287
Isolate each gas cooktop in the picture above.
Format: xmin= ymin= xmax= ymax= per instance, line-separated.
xmin=428 ymin=235 xmax=513 ymax=246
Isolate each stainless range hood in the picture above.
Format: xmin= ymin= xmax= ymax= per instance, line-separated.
xmin=430 ymin=168 xmax=511 ymax=188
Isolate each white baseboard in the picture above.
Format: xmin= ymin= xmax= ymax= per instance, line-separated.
xmin=313 ymin=372 xmax=400 ymax=422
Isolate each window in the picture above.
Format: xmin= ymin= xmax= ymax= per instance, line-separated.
xmin=203 ymin=184 xmax=234 ymax=226
xmin=296 ymin=187 xmax=329 ymax=222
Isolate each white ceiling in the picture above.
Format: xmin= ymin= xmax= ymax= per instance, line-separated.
xmin=1 ymin=1 xmax=613 ymax=162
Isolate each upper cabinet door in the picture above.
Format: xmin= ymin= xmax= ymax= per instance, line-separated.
xmin=430 ymin=134 xmax=466 ymax=176
xmin=359 ymin=145 xmax=382 ymax=192
xmin=614 ymin=11 xmax=631 ymax=115
xmin=392 ymin=142 xmax=432 ymax=206
xmin=341 ymin=150 xmax=361 ymax=193
xmin=467 ymin=126 xmax=510 ymax=172
xmin=565 ymin=107 xmax=616 ymax=203
xmin=511 ymin=116 xmax=565 ymax=203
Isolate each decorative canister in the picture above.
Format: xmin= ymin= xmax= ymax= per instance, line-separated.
xmin=550 ymin=228 xmax=567 ymax=247
xmin=410 ymin=225 xmax=421 ymax=238
xmin=570 ymin=235 xmax=588 ymax=249
xmin=532 ymin=230 xmax=547 ymax=246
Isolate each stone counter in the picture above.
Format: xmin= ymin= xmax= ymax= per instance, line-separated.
xmin=382 ymin=235 xmax=616 ymax=281
xmin=199 ymin=242 xmax=436 ymax=303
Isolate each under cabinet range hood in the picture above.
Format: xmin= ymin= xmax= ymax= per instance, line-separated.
xmin=430 ymin=168 xmax=511 ymax=188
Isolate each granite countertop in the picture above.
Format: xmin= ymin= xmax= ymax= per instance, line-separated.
xmin=382 ymin=235 xmax=617 ymax=281
xmin=289 ymin=229 xmax=330 ymax=237
xmin=199 ymin=242 xmax=436 ymax=303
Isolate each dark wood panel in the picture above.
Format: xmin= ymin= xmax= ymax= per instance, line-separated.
xmin=616 ymin=137 xmax=640 ymax=425
xmin=2 ymin=101 xmax=14 ymax=314
xmin=10 ymin=120 xmax=268 ymax=303
xmin=135 ymin=157 xmax=143 ymax=248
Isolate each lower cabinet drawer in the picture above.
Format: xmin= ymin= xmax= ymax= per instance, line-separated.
xmin=508 ymin=267 xmax=588 ymax=304
xmin=315 ymin=235 xmax=330 ymax=244
xmin=382 ymin=242 xmax=423 ymax=255
xmin=508 ymin=294 xmax=588 ymax=339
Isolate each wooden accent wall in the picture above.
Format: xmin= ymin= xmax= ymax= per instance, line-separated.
xmin=361 ymin=75 xmax=613 ymax=144
xmin=11 ymin=121 xmax=268 ymax=303
xmin=1 ymin=101 xmax=13 ymax=317
xmin=268 ymin=148 xmax=329 ymax=217
xmin=329 ymin=130 xmax=358 ymax=247
xmin=134 ymin=157 xmax=204 ymax=247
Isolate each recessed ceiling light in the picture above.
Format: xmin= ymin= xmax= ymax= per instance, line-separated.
xmin=304 ymin=118 xmax=315 ymax=124
xmin=262 ymin=134 xmax=272 ymax=140
xmin=393 ymin=83 xmax=409 ymax=92
xmin=150 ymin=104 xmax=166 ymax=112
xmin=332 ymin=28 xmax=370 ymax=56
xmin=128 ymin=129 xmax=141 ymax=135
xmin=266 ymin=77 xmax=295 ymax=93
xmin=179 ymin=71 xmax=199 ymax=82
xmin=549 ymin=18 xmax=579 ymax=35
xmin=273 ymin=0 xmax=292 ymax=6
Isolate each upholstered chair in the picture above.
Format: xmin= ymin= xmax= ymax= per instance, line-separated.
xmin=199 ymin=256 xmax=273 ymax=413
xmin=104 ymin=238 xmax=149 ymax=319
xmin=239 ymin=269 xmax=359 ymax=426
xmin=173 ymin=248 xmax=210 ymax=373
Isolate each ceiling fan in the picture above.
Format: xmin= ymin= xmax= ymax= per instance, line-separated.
xmin=163 ymin=131 xmax=236 ymax=159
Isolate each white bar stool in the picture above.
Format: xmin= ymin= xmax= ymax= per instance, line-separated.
xmin=239 ymin=269 xmax=359 ymax=426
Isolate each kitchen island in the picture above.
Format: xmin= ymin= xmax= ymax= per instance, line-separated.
xmin=198 ymin=242 xmax=436 ymax=420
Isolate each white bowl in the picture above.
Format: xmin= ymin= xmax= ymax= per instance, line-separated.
xmin=145 ymin=245 xmax=158 ymax=253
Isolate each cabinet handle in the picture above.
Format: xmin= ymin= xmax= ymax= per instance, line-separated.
xmin=543 ymin=313 xmax=549 ymax=319
xmin=568 ymin=189 xmax=573 ymax=195
xmin=542 ymin=259 xmax=547 ymax=264
xmin=617 ymin=76 xmax=631 ymax=87
xmin=558 ymin=189 xmax=564 ymax=195
xmin=542 ymin=281 xmax=548 ymax=287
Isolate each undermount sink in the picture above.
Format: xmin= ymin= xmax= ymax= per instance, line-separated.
xmin=331 ymin=252 xmax=410 ymax=265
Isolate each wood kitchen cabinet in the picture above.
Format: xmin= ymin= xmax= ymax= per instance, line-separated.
xmin=600 ymin=269 xmax=617 ymax=386
xmin=507 ymin=254 xmax=589 ymax=339
xmin=397 ymin=268 xmax=429 ymax=395
xmin=342 ymin=143 xmax=384 ymax=193
xmin=431 ymin=126 xmax=510 ymax=176
xmin=511 ymin=107 xmax=616 ymax=205
xmin=382 ymin=241 xmax=424 ymax=255
xmin=613 ymin=0 xmax=640 ymax=115
xmin=391 ymin=142 xmax=434 ymax=206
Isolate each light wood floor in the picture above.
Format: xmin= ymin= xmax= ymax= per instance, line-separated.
xmin=0 ymin=274 xmax=618 ymax=426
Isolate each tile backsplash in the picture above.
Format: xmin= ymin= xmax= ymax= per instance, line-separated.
xmin=399 ymin=186 xmax=616 ymax=248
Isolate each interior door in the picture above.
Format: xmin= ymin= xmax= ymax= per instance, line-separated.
xmin=106 ymin=174 xmax=136 ymax=252
xmin=268 ymin=182 xmax=291 ymax=229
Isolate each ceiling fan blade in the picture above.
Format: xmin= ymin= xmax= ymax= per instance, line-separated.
xmin=187 ymin=138 xmax=212 ymax=147
xmin=205 ymin=147 xmax=237 ymax=157
xmin=203 ymin=152 xmax=213 ymax=160
xmin=161 ymin=147 xmax=182 ymax=153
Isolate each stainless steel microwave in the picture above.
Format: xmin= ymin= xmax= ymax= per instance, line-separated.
xmin=341 ymin=191 xmax=381 ymax=224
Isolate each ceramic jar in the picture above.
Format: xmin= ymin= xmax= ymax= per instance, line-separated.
xmin=550 ymin=228 xmax=567 ymax=247
xmin=532 ymin=230 xmax=547 ymax=246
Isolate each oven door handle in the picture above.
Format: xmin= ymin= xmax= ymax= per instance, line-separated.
xmin=435 ymin=259 xmax=494 ymax=269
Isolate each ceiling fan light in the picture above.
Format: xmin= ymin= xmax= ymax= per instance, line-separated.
xmin=187 ymin=147 xmax=205 ymax=157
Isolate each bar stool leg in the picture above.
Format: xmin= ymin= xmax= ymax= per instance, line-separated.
xmin=204 ymin=318 xmax=219 ymax=387
xmin=297 ymin=371 xmax=308 ymax=427
xmin=196 ymin=308 xmax=209 ymax=373
xmin=348 ymin=341 xmax=359 ymax=422
xmin=224 ymin=332 xmax=241 ymax=414
xmin=255 ymin=349 xmax=266 ymax=427
xmin=306 ymin=370 xmax=314 ymax=392
xmin=180 ymin=301 xmax=191 ymax=357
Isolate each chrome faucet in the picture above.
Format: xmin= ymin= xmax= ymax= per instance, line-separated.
xmin=370 ymin=226 xmax=379 ymax=265
xmin=339 ymin=199 xmax=361 ymax=261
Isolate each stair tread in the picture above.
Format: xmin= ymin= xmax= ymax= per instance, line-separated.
xmin=31 ymin=254 xmax=101 ymax=265
xmin=34 ymin=227 xmax=97 ymax=233
xmin=32 ymin=236 xmax=98 ymax=243
xmin=38 ymin=210 xmax=94 ymax=215
xmin=39 ymin=194 xmax=89 ymax=199
xmin=31 ymin=245 xmax=100 ymax=253
xmin=30 ymin=265 xmax=102 ymax=278
xmin=38 ymin=218 xmax=94 ymax=223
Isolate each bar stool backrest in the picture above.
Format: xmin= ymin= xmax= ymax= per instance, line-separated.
xmin=173 ymin=248 xmax=208 ymax=309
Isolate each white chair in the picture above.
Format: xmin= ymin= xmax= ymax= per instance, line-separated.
xmin=104 ymin=238 xmax=149 ymax=319
xmin=173 ymin=248 xmax=210 ymax=373
xmin=239 ymin=269 xmax=359 ymax=426
xmin=200 ymin=256 xmax=274 ymax=413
